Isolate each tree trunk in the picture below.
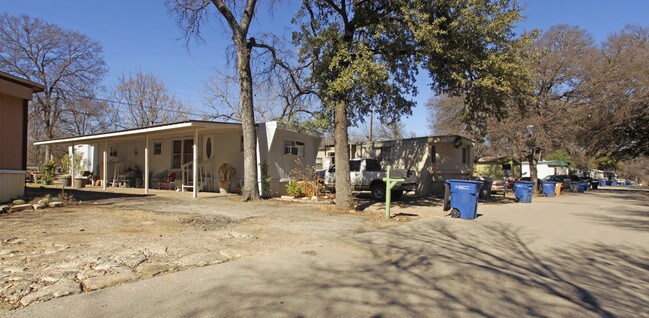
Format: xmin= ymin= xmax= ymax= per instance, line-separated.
xmin=528 ymin=148 xmax=539 ymax=195
xmin=334 ymin=97 xmax=353 ymax=210
xmin=236 ymin=44 xmax=260 ymax=201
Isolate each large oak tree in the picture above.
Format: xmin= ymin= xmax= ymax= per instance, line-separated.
xmin=295 ymin=0 xmax=527 ymax=210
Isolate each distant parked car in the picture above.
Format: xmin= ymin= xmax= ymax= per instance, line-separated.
xmin=471 ymin=176 xmax=505 ymax=193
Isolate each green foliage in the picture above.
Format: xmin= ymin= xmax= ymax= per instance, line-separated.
xmin=40 ymin=160 xmax=57 ymax=185
xmin=286 ymin=180 xmax=304 ymax=197
xmin=60 ymin=152 xmax=84 ymax=175
xmin=259 ymin=160 xmax=271 ymax=198
xmin=595 ymin=155 xmax=620 ymax=171
xmin=545 ymin=149 xmax=572 ymax=165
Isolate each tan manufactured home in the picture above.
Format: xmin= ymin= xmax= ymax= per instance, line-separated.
xmin=0 ymin=72 xmax=45 ymax=203
xmin=34 ymin=121 xmax=321 ymax=198
xmin=317 ymin=135 xmax=474 ymax=196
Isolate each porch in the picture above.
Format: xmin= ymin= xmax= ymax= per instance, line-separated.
xmin=34 ymin=121 xmax=245 ymax=199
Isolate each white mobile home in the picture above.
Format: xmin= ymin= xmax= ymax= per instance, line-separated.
xmin=35 ymin=121 xmax=321 ymax=198
xmin=521 ymin=160 xmax=569 ymax=179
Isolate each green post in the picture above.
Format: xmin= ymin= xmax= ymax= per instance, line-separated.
xmin=383 ymin=165 xmax=405 ymax=220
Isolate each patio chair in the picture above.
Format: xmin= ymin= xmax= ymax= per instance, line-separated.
xmin=158 ymin=172 xmax=177 ymax=190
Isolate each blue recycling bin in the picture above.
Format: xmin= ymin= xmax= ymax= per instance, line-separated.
xmin=541 ymin=181 xmax=556 ymax=197
xmin=612 ymin=181 xmax=618 ymax=186
xmin=599 ymin=180 xmax=606 ymax=186
xmin=446 ymin=179 xmax=482 ymax=220
xmin=578 ymin=182 xmax=588 ymax=192
xmin=513 ymin=181 xmax=534 ymax=203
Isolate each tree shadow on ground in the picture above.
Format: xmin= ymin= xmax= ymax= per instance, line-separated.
xmin=185 ymin=221 xmax=649 ymax=317
xmin=578 ymin=206 xmax=649 ymax=232
xmin=24 ymin=186 xmax=150 ymax=202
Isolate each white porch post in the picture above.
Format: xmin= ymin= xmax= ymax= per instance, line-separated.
xmin=70 ymin=145 xmax=75 ymax=182
xmin=144 ymin=135 xmax=149 ymax=194
xmin=192 ymin=129 xmax=198 ymax=199
xmin=102 ymin=141 xmax=107 ymax=190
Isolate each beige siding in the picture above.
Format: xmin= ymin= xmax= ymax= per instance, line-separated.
xmin=0 ymin=172 xmax=25 ymax=203
xmin=0 ymin=93 xmax=25 ymax=170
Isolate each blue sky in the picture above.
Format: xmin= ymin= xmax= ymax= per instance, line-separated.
xmin=2 ymin=0 xmax=648 ymax=136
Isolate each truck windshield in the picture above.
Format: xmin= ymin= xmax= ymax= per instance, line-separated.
xmin=365 ymin=159 xmax=382 ymax=171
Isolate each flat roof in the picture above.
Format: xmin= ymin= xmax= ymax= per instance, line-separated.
xmin=0 ymin=71 xmax=45 ymax=92
xmin=34 ymin=120 xmax=243 ymax=145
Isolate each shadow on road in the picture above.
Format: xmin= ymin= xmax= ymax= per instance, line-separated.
xmin=186 ymin=221 xmax=648 ymax=317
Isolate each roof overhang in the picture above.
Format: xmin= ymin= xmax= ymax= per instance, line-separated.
xmin=0 ymin=72 xmax=45 ymax=100
xmin=34 ymin=121 xmax=243 ymax=146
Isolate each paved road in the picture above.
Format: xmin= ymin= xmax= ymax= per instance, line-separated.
xmin=4 ymin=189 xmax=649 ymax=317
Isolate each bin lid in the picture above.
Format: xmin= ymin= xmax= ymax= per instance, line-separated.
xmin=446 ymin=179 xmax=484 ymax=185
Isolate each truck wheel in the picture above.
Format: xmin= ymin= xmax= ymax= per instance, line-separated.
xmin=391 ymin=190 xmax=403 ymax=201
xmin=443 ymin=183 xmax=451 ymax=211
xmin=450 ymin=208 xmax=460 ymax=218
xmin=370 ymin=183 xmax=386 ymax=201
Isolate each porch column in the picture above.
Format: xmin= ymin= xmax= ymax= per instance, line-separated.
xmin=193 ymin=129 xmax=198 ymax=199
xmin=102 ymin=141 xmax=107 ymax=190
xmin=70 ymin=144 xmax=75 ymax=183
xmin=144 ymin=135 xmax=149 ymax=194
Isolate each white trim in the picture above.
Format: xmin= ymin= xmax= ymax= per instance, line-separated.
xmin=33 ymin=121 xmax=241 ymax=146
xmin=0 ymin=170 xmax=27 ymax=174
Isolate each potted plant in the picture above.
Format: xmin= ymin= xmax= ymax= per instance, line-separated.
xmin=60 ymin=174 xmax=71 ymax=187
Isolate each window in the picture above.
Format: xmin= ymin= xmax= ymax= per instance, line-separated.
xmin=172 ymin=139 xmax=193 ymax=168
xmin=462 ymin=147 xmax=468 ymax=164
xmin=365 ymin=159 xmax=382 ymax=171
xmin=240 ymin=135 xmax=244 ymax=152
xmin=430 ymin=145 xmax=436 ymax=163
xmin=378 ymin=147 xmax=391 ymax=164
xmin=284 ymin=140 xmax=305 ymax=157
xmin=349 ymin=160 xmax=361 ymax=172
xmin=153 ymin=142 xmax=162 ymax=155
xmin=205 ymin=138 xmax=212 ymax=159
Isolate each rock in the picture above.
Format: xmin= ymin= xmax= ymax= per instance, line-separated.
xmin=280 ymin=195 xmax=295 ymax=200
xmin=219 ymin=249 xmax=250 ymax=259
xmin=9 ymin=204 xmax=32 ymax=212
xmin=3 ymin=266 xmax=25 ymax=273
xmin=136 ymin=263 xmax=169 ymax=277
xmin=50 ymin=196 xmax=63 ymax=203
xmin=40 ymin=276 xmax=61 ymax=284
xmin=0 ymin=249 xmax=16 ymax=256
xmin=3 ymin=282 xmax=32 ymax=303
xmin=0 ymin=205 xmax=9 ymax=213
xmin=219 ymin=231 xmax=256 ymax=240
xmin=175 ymin=252 xmax=228 ymax=268
xmin=82 ymin=271 xmax=138 ymax=291
xmin=119 ymin=253 xmax=147 ymax=268
xmin=143 ymin=245 xmax=167 ymax=256
xmin=94 ymin=261 xmax=121 ymax=271
xmin=12 ymin=199 xmax=26 ymax=205
xmin=48 ymin=202 xmax=65 ymax=208
xmin=19 ymin=279 xmax=80 ymax=306
xmin=5 ymin=238 xmax=26 ymax=244
xmin=32 ymin=203 xmax=47 ymax=210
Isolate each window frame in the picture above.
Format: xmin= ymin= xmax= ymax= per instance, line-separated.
xmin=153 ymin=142 xmax=162 ymax=155
xmin=284 ymin=139 xmax=305 ymax=157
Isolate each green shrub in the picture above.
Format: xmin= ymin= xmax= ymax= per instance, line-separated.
xmin=286 ymin=180 xmax=303 ymax=197
xmin=40 ymin=160 xmax=56 ymax=185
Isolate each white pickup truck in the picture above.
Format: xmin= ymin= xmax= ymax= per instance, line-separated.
xmin=324 ymin=158 xmax=417 ymax=201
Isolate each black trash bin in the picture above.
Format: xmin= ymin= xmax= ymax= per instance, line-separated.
xmin=569 ymin=181 xmax=580 ymax=192
xmin=591 ymin=180 xmax=599 ymax=190
xmin=479 ymin=179 xmax=492 ymax=199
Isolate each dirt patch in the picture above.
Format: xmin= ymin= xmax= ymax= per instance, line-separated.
xmin=0 ymin=195 xmax=416 ymax=311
